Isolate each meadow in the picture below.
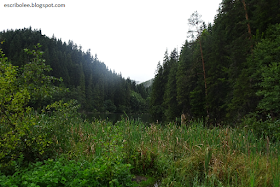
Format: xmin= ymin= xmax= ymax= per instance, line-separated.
xmin=1 ymin=111 xmax=280 ymax=186
xmin=2 ymin=33 xmax=280 ymax=186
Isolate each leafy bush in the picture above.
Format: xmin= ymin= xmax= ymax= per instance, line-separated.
xmin=104 ymin=99 xmax=116 ymax=112
xmin=130 ymin=91 xmax=147 ymax=113
xmin=0 ymin=156 xmax=136 ymax=187
xmin=0 ymin=44 xmax=77 ymax=174
xmin=242 ymin=113 xmax=280 ymax=142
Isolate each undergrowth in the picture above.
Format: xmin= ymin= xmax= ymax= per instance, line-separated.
xmin=1 ymin=116 xmax=280 ymax=186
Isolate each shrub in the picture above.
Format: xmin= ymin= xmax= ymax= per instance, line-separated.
xmin=0 ymin=156 xmax=136 ymax=187
xmin=0 ymin=44 xmax=75 ymax=174
xmin=242 ymin=113 xmax=280 ymax=142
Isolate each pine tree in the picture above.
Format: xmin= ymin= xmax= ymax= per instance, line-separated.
xmin=188 ymin=11 xmax=208 ymax=116
xmin=150 ymin=62 xmax=165 ymax=122
xmin=176 ymin=40 xmax=193 ymax=117
xmin=204 ymin=23 xmax=229 ymax=123
xmin=249 ymin=24 xmax=280 ymax=119
xmin=164 ymin=49 xmax=180 ymax=121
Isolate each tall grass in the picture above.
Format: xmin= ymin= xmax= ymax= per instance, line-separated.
xmin=68 ymin=118 xmax=280 ymax=186
xmin=3 ymin=113 xmax=279 ymax=186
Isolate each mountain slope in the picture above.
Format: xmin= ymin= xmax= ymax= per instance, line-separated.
xmin=0 ymin=27 xmax=149 ymax=113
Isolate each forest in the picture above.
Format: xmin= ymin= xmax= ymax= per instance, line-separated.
xmin=0 ymin=28 xmax=150 ymax=114
xmin=150 ymin=0 xmax=280 ymax=125
xmin=1 ymin=0 xmax=280 ymax=186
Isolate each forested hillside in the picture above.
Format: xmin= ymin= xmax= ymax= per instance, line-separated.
xmin=0 ymin=28 xmax=149 ymax=113
xmin=150 ymin=0 xmax=280 ymax=124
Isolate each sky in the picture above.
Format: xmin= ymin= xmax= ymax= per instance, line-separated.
xmin=1 ymin=0 xmax=222 ymax=83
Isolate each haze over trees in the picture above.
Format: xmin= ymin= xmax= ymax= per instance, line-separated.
xmin=0 ymin=28 xmax=150 ymax=114
xmin=1 ymin=0 xmax=280 ymax=125
xmin=1 ymin=1 xmax=280 ymax=185
xmin=150 ymin=0 xmax=280 ymax=124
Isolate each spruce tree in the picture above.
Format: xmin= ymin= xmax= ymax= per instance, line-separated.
xmin=150 ymin=62 xmax=165 ymax=122
xmin=164 ymin=49 xmax=180 ymax=121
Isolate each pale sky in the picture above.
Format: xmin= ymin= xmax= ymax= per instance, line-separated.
xmin=1 ymin=0 xmax=222 ymax=83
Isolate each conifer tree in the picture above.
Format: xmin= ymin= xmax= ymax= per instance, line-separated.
xmin=0 ymin=28 xmax=149 ymax=113
xmin=188 ymin=11 xmax=208 ymax=116
xmin=164 ymin=49 xmax=180 ymax=121
xmin=150 ymin=62 xmax=165 ymax=122
xmin=176 ymin=40 xmax=193 ymax=117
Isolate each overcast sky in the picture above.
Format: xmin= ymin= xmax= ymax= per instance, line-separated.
xmin=1 ymin=0 xmax=222 ymax=83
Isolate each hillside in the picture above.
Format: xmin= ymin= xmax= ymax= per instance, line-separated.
xmin=150 ymin=0 xmax=280 ymax=123
xmin=0 ymin=28 xmax=149 ymax=113
xmin=140 ymin=78 xmax=153 ymax=88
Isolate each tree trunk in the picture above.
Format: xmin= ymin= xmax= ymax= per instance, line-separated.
xmin=241 ymin=0 xmax=252 ymax=39
xmin=198 ymin=36 xmax=209 ymax=115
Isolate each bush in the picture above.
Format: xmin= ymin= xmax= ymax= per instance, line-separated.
xmin=0 ymin=156 xmax=136 ymax=187
xmin=104 ymin=100 xmax=116 ymax=112
xmin=241 ymin=113 xmax=280 ymax=142
xmin=0 ymin=44 xmax=76 ymax=174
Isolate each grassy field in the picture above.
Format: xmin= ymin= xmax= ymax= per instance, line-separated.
xmin=1 ymin=116 xmax=280 ymax=186
xmin=107 ymin=120 xmax=280 ymax=186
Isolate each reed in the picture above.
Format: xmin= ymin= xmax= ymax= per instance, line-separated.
xmin=65 ymin=118 xmax=280 ymax=186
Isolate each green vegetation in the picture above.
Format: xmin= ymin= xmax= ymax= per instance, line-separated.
xmin=0 ymin=46 xmax=137 ymax=186
xmin=2 ymin=45 xmax=279 ymax=186
xmin=0 ymin=156 xmax=134 ymax=187
xmin=150 ymin=0 xmax=280 ymax=124
xmin=2 ymin=115 xmax=280 ymax=186
xmin=0 ymin=44 xmax=66 ymax=172
xmin=0 ymin=28 xmax=149 ymax=114
xmin=1 ymin=0 xmax=280 ymax=186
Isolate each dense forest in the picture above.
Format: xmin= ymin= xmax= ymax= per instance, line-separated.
xmin=2 ymin=1 xmax=280 ymax=185
xmin=150 ymin=0 xmax=280 ymax=124
xmin=1 ymin=0 xmax=279 ymax=124
xmin=0 ymin=28 xmax=149 ymax=113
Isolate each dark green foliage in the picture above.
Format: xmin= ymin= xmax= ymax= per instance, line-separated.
xmin=176 ymin=40 xmax=193 ymax=116
xmin=150 ymin=62 xmax=165 ymax=121
xmin=251 ymin=0 xmax=280 ymax=35
xmin=130 ymin=91 xmax=147 ymax=113
xmin=0 ymin=28 xmax=148 ymax=113
xmin=241 ymin=113 xmax=280 ymax=142
xmin=202 ymin=26 xmax=229 ymax=123
xmin=104 ymin=99 xmax=117 ymax=112
xmin=150 ymin=1 xmax=280 ymax=125
xmin=164 ymin=49 xmax=180 ymax=121
xmin=250 ymin=24 xmax=280 ymax=117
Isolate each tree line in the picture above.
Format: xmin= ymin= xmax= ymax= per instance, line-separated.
xmin=150 ymin=0 xmax=280 ymax=124
xmin=0 ymin=28 xmax=149 ymax=113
